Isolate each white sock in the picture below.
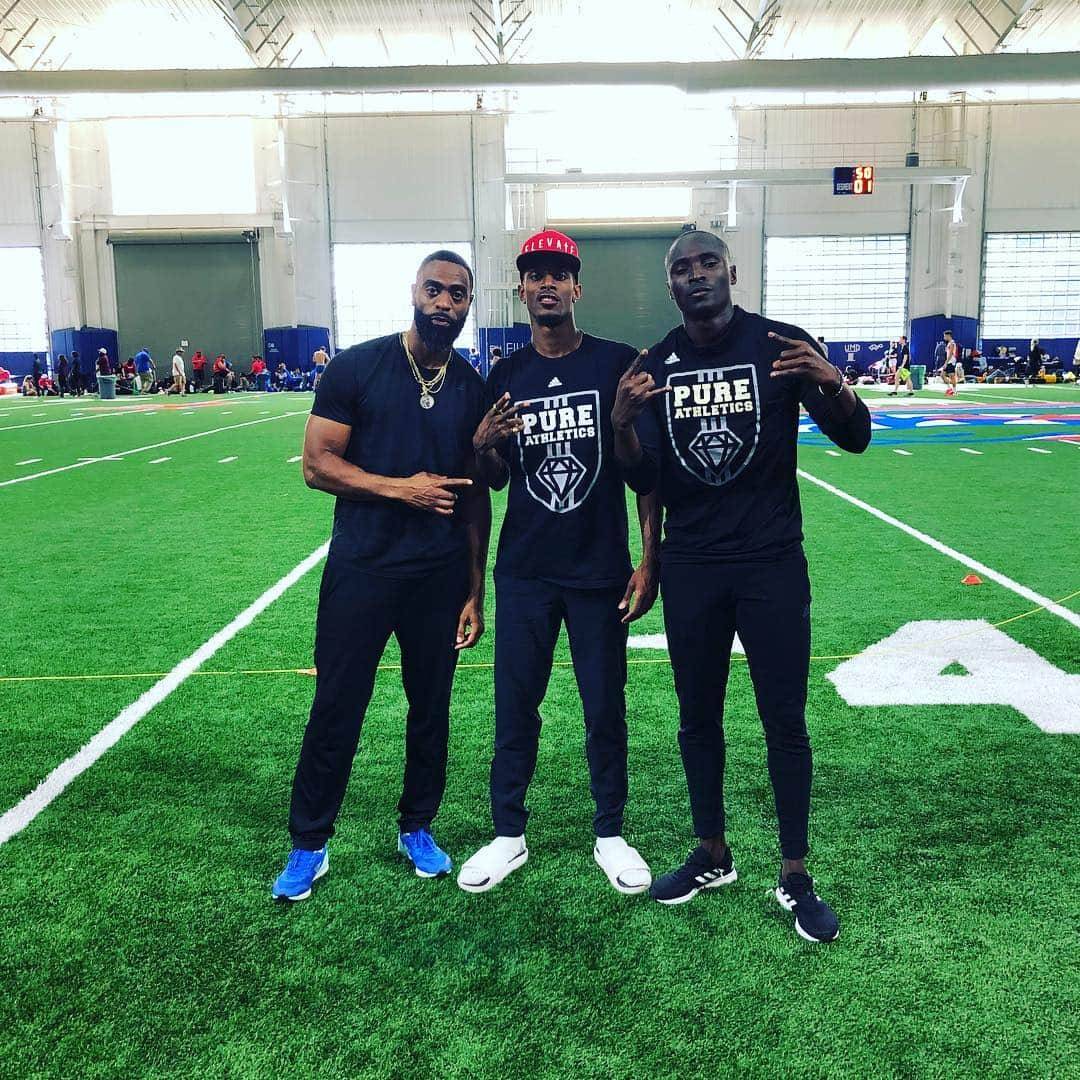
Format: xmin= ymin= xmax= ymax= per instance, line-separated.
xmin=492 ymin=834 xmax=525 ymax=855
xmin=594 ymin=835 xmax=627 ymax=855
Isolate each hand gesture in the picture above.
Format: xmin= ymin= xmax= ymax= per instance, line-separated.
xmin=473 ymin=393 xmax=528 ymax=454
xmin=612 ymin=351 xmax=670 ymax=430
xmin=455 ymin=594 xmax=485 ymax=650
xmin=398 ymin=472 xmax=473 ymax=516
xmin=617 ymin=561 xmax=659 ymax=625
xmin=768 ymin=332 xmax=843 ymax=390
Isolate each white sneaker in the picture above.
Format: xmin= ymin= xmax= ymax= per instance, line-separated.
xmin=457 ymin=836 xmax=528 ymax=893
xmin=594 ymin=836 xmax=652 ymax=895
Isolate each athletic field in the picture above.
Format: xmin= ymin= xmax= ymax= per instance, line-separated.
xmin=2 ymin=385 xmax=1078 ymax=1079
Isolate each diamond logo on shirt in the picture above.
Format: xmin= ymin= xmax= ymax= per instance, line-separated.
xmin=535 ymin=450 xmax=586 ymax=501
xmin=689 ymin=426 xmax=744 ymax=473
xmin=547 ymin=376 xmax=563 ymax=388
xmin=664 ymin=364 xmax=760 ymax=487
xmin=518 ymin=389 xmax=602 ymax=513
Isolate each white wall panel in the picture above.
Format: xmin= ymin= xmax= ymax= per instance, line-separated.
xmin=0 ymin=123 xmax=39 ymax=244
xmin=985 ymin=103 xmax=1080 ymax=232
xmin=326 ymin=115 xmax=474 ymax=244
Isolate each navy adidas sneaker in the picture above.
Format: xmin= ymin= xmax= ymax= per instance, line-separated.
xmin=775 ymin=872 xmax=840 ymax=943
xmin=271 ymin=846 xmax=328 ymax=901
xmin=398 ymin=828 xmax=452 ymax=878
xmin=649 ymin=845 xmax=737 ymax=905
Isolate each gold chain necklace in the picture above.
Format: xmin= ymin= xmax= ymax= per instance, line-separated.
xmin=401 ymin=333 xmax=451 ymax=409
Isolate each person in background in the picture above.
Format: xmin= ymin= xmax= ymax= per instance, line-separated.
xmin=211 ymin=354 xmax=227 ymax=394
xmin=134 ymin=347 xmax=154 ymax=394
xmin=468 ymin=348 xmax=481 ymax=372
xmin=38 ymin=371 xmax=57 ymax=396
xmin=285 ymin=366 xmax=305 ymax=391
xmin=69 ymin=352 xmax=84 ymax=396
xmin=1028 ymin=339 xmax=1045 ymax=385
xmin=171 ymin=348 xmax=186 ymax=396
xmin=31 ymin=355 xmax=42 ymax=386
xmin=22 ymin=375 xmax=37 ymax=396
xmin=191 ymin=350 xmax=207 ymax=392
xmin=57 ymin=354 xmax=70 ymax=398
xmin=889 ymin=337 xmax=914 ymax=397
xmin=250 ymin=355 xmax=269 ymax=392
xmin=123 ymin=356 xmax=137 ymax=385
xmin=272 ymin=361 xmax=288 ymax=391
xmin=489 ymin=346 xmax=502 ymax=368
xmin=97 ymin=348 xmax=112 ymax=376
xmin=939 ymin=331 xmax=959 ymax=396
xmin=312 ymin=345 xmax=329 ymax=390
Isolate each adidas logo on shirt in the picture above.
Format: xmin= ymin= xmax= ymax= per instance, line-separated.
xmin=547 ymin=377 xmax=563 ymax=388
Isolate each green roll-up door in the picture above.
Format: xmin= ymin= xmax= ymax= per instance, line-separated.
xmin=112 ymin=238 xmax=263 ymax=376
xmin=573 ymin=236 xmax=678 ymax=350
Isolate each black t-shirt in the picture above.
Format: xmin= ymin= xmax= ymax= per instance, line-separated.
xmin=487 ymin=333 xmax=653 ymax=588
xmin=311 ymin=333 xmax=487 ymax=578
xmin=636 ymin=308 xmax=871 ymax=564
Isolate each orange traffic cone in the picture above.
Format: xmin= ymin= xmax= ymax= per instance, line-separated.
xmin=961 ymin=574 xmax=983 ymax=585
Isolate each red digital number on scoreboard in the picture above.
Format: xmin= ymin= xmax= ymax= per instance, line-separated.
xmin=853 ymin=164 xmax=874 ymax=195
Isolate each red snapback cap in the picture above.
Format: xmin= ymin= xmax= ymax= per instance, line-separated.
xmin=516 ymin=229 xmax=581 ymax=273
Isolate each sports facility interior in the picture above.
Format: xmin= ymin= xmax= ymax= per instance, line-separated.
xmin=1 ymin=2 xmax=1078 ymax=1076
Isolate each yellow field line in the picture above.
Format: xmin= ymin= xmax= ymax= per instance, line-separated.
xmin=2 ymin=588 xmax=1076 ymax=685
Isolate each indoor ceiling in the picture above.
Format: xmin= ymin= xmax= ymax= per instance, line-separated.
xmin=1 ymin=0 xmax=1078 ymax=71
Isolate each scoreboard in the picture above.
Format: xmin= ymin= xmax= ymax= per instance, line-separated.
xmin=833 ymin=165 xmax=874 ymax=196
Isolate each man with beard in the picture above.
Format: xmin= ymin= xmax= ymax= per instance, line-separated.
xmin=457 ymin=231 xmax=663 ymax=896
xmin=631 ymin=229 xmax=870 ymax=942
xmin=272 ymin=250 xmax=491 ymax=901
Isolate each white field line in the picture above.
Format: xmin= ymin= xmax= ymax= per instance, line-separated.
xmin=0 ymin=411 xmax=145 ymax=433
xmin=15 ymin=458 xmax=43 ymax=465
xmin=149 ymin=457 xmax=171 ymax=464
xmin=960 ymin=448 xmax=983 ymax=455
xmin=218 ymin=456 xmax=238 ymax=463
xmin=825 ymin=450 xmax=841 ymax=458
xmin=892 ymin=449 xmax=913 ymax=456
xmin=0 ymin=541 xmax=330 ymax=847
xmin=1026 ymin=447 xmax=1052 ymax=454
xmin=798 ymin=468 xmax=1080 ymax=631
xmin=288 ymin=455 xmax=302 ymax=463
xmin=0 ymin=412 xmax=306 ymax=489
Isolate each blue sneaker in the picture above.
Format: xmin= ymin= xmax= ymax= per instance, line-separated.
xmin=398 ymin=829 xmax=452 ymax=878
xmin=775 ymin=872 xmax=840 ymax=943
xmin=271 ymin=846 xmax=328 ymax=901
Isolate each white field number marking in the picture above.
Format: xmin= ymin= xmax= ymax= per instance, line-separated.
xmin=828 ymin=620 xmax=1080 ymax=734
xmin=629 ymin=633 xmax=744 ymax=654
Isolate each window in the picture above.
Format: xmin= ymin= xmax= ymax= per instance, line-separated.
xmin=764 ymin=235 xmax=908 ymax=341
xmin=333 ymin=243 xmax=476 ymax=352
xmin=981 ymin=232 xmax=1080 ymax=338
xmin=108 ymin=118 xmax=256 ymax=215
xmin=0 ymin=247 xmax=48 ymax=353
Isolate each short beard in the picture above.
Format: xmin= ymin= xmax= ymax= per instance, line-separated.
xmin=534 ymin=308 xmax=570 ymax=329
xmin=414 ymin=307 xmax=464 ymax=353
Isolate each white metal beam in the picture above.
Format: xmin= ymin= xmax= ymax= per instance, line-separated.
xmin=507 ymin=166 xmax=971 ymax=187
xmin=0 ymin=51 xmax=1078 ymax=96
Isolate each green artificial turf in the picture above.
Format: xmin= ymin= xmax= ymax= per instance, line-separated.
xmin=0 ymin=388 xmax=1078 ymax=1079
